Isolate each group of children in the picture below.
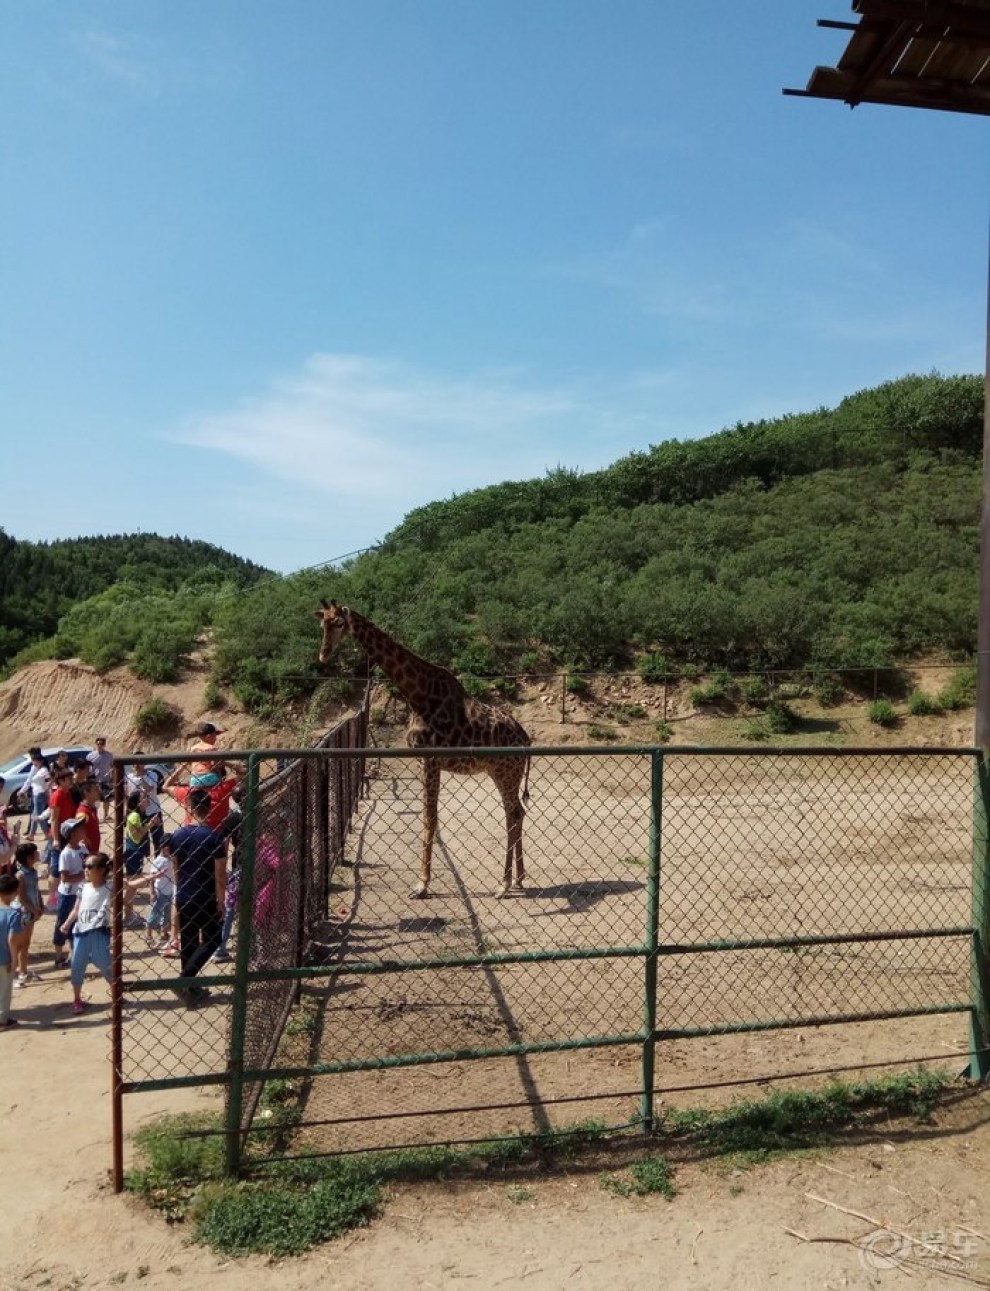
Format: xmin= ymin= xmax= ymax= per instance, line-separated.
xmin=0 ymin=721 xmax=240 ymax=1027
xmin=0 ymin=808 xmax=176 ymax=1023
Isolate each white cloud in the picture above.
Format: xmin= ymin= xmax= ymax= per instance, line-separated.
xmin=171 ymin=354 xmax=630 ymax=507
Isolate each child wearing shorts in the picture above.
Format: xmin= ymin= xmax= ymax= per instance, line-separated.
xmin=133 ymin=835 xmax=175 ymax=948
xmin=59 ymin=851 xmax=112 ymax=1014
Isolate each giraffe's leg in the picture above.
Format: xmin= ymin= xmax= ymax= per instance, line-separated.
xmin=414 ymin=759 xmax=441 ymax=899
xmin=496 ymin=774 xmax=525 ymax=897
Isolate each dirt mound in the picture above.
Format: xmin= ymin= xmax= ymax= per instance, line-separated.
xmin=0 ymin=658 xmax=255 ymax=762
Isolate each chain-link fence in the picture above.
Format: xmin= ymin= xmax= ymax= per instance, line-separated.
xmin=111 ymin=743 xmax=989 ymax=1184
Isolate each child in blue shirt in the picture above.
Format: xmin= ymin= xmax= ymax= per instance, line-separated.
xmin=0 ymin=872 xmax=24 ymax=1028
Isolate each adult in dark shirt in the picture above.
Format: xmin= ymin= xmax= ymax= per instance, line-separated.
xmin=170 ymin=788 xmax=227 ymax=998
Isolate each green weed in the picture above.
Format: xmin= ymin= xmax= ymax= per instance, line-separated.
xmin=587 ymin=723 xmax=619 ymax=742
xmin=867 ymin=698 xmax=897 ymax=726
xmin=601 ymin=1155 xmax=676 ymax=1200
xmin=907 ymin=688 xmax=943 ymax=717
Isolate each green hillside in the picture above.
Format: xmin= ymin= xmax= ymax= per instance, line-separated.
xmin=2 ymin=372 xmax=982 ymax=716
xmin=0 ymin=532 xmax=269 ymax=681
xmin=208 ymin=371 xmax=983 ymax=714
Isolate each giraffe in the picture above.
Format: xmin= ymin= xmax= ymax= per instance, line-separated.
xmin=314 ymin=600 xmax=532 ymax=899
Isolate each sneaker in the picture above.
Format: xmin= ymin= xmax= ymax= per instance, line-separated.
xmin=71 ymin=999 xmax=85 ymax=1015
xmin=54 ymin=955 xmax=70 ymax=970
xmin=160 ymin=941 xmax=180 ymax=959
xmin=13 ymin=975 xmax=26 ymax=989
xmin=211 ymin=948 xmax=231 ymax=962
xmin=24 ymin=971 xmax=41 ymax=983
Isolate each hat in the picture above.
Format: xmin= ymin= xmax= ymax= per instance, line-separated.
xmin=60 ymin=816 xmax=87 ymax=840
xmin=190 ymin=721 xmax=225 ymax=738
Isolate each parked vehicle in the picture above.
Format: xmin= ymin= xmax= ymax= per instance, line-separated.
xmin=0 ymin=748 xmax=172 ymax=812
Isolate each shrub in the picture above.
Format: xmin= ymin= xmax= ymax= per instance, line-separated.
xmin=565 ymin=674 xmax=589 ymax=694
xmin=867 ymin=699 xmax=897 ymax=727
xmin=765 ymin=701 xmax=798 ymax=733
xmin=233 ymin=680 xmax=271 ymax=714
xmin=453 ymin=640 xmax=496 ymax=677
xmin=203 ymin=679 xmax=226 ymax=710
xmin=587 ymin=723 xmax=619 ymax=742
xmin=814 ymin=673 xmax=843 ymax=708
xmin=939 ymin=664 xmax=976 ymax=712
xmin=740 ymin=675 xmax=768 ymax=706
xmin=611 ymin=702 xmax=647 ymax=724
xmin=691 ymin=671 xmax=733 ymax=707
xmin=461 ymin=676 xmax=490 ymax=699
xmin=637 ymin=652 xmax=671 ymax=684
xmin=654 ymin=721 xmax=673 ymax=743
xmin=907 ymin=689 xmax=942 ymax=717
xmin=134 ymin=698 xmax=180 ymax=738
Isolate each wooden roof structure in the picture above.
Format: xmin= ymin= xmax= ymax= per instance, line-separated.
xmin=784 ymin=0 xmax=990 ymax=117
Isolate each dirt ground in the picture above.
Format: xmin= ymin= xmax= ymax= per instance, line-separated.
xmin=2 ymin=658 xmax=988 ymax=1289
xmin=2 ymin=975 xmax=990 ymax=1291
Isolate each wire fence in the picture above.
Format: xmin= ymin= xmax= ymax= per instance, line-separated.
xmin=110 ymin=741 xmax=990 ymax=1184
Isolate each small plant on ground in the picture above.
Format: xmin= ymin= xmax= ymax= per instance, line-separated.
xmin=587 ymin=723 xmax=619 ymax=743
xmin=814 ymin=673 xmax=843 ymax=708
xmin=507 ymin=1185 xmax=535 ymax=1204
xmin=907 ymin=688 xmax=943 ymax=717
xmin=637 ymin=652 xmax=671 ymax=684
xmin=867 ymin=698 xmax=897 ymax=727
xmin=203 ymin=679 xmax=226 ymax=710
xmin=654 ymin=721 xmax=673 ymax=744
xmin=938 ymin=664 xmax=976 ymax=712
xmin=765 ymin=700 xmax=797 ymax=733
xmin=565 ymin=674 xmax=589 ymax=694
xmin=740 ymin=675 xmax=768 ymax=706
xmin=690 ymin=670 xmax=734 ymax=707
xmin=610 ymin=702 xmax=647 ymax=724
xmin=601 ymin=1155 xmax=676 ymax=1200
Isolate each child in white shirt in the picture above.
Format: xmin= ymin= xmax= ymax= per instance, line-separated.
xmin=130 ymin=835 xmax=175 ymax=948
xmin=59 ymin=851 xmax=112 ymax=1015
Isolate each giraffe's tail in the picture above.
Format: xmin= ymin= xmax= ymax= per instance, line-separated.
xmin=521 ymin=753 xmax=531 ymax=805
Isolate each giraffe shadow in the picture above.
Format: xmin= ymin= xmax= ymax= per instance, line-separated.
xmin=521 ymin=879 xmax=643 ymax=912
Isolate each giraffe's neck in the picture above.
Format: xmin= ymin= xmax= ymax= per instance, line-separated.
xmin=346 ymin=610 xmax=460 ymax=718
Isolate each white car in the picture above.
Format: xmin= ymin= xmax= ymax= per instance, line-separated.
xmin=0 ymin=748 xmax=172 ymax=812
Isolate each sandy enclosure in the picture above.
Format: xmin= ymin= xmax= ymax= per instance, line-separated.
xmin=116 ymin=749 xmax=977 ymax=1144
xmin=266 ymin=748 xmax=977 ymax=1154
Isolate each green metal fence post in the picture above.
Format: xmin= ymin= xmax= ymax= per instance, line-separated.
xmin=641 ymin=749 xmax=663 ymax=1132
xmin=968 ymin=751 xmax=990 ymax=1080
xmin=225 ymin=753 xmax=261 ymax=1176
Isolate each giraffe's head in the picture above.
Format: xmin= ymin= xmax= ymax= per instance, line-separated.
xmin=313 ymin=599 xmax=351 ymax=665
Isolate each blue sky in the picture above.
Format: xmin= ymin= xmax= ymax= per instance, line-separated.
xmin=2 ymin=2 xmax=987 ymax=574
